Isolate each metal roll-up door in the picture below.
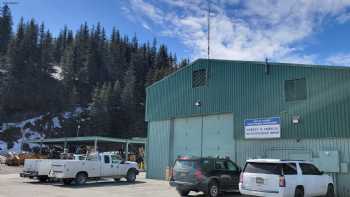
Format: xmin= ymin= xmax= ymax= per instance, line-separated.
xmin=173 ymin=113 xmax=234 ymax=161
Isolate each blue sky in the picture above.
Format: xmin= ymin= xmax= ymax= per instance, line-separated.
xmin=7 ymin=0 xmax=350 ymax=66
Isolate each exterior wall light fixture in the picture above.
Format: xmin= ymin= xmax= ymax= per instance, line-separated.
xmin=292 ymin=115 xmax=300 ymax=124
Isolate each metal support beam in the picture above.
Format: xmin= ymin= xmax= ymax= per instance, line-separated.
xmin=94 ymin=137 xmax=98 ymax=153
xmin=64 ymin=141 xmax=68 ymax=153
xmin=125 ymin=142 xmax=129 ymax=161
xmin=39 ymin=142 xmax=43 ymax=154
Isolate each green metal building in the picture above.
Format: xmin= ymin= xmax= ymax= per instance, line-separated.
xmin=145 ymin=59 xmax=350 ymax=196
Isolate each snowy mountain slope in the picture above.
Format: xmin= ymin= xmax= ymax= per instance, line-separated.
xmin=0 ymin=107 xmax=86 ymax=153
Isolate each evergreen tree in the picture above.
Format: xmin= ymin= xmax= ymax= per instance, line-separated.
xmin=0 ymin=5 xmax=185 ymax=138
xmin=108 ymin=80 xmax=125 ymax=137
xmin=0 ymin=5 xmax=12 ymax=55
xmin=89 ymin=83 xmax=112 ymax=136
xmin=120 ymin=64 xmax=137 ymax=136
xmin=121 ymin=64 xmax=136 ymax=107
xmin=156 ymin=44 xmax=170 ymax=68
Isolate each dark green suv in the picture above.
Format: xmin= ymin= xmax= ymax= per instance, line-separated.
xmin=170 ymin=156 xmax=241 ymax=197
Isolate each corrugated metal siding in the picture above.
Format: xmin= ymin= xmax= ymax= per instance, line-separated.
xmin=147 ymin=120 xmax=171 ymax=180
xmin=146 ymin=59 xmax=350 ymax=139
xmin=236 ymin=138 xmax=350 ymax=197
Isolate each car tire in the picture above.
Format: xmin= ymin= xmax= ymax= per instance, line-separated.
xmin=295 ymin=186 xmax=304 ymax=197
xmin=38 ymin=176 xmax=48 ymax=182
xmin=63 ymin=179 xmax=73 ymax=185
xmin=176 ymin=188 xmax=189 ymax=196
xmin=114 ymin=178 xmax=121 ymax=182
xmin=326 ymin=184 xmax=335 ymax=197
xmin=208 ymin=181 xmax=220 ymax=197
xmin=75 ymin=172 xmax=88 ymax=185
xmin=126 ymin=169 xmax=137 ymax=183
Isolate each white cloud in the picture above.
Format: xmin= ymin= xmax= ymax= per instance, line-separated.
xmin=125 ymin=0 xmax=350 ymax=64
xmin=142 ymin=22 xmax=151 ymax=30
xmin=337 ymin=13 xmax=350 ymax=23
xmin=325 ymin=53 xmax=350 ymax=66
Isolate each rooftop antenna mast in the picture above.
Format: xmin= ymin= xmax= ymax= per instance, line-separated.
xmin=207 ymin=0 xmax=211 ymax=60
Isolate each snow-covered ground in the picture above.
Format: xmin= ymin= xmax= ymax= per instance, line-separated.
xmin=0 ymin=119 xmax=43 ymax=153
xmin=0 ymin=107 xmax=85 ymax=153
xmin=52 ymin=117 xmax=62 ymax=128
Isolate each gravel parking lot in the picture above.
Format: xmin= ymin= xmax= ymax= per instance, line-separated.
xmin=0 ymin=164 xmax=22 ymax=175
xmin=0 ymin=166 xmax=242 ymax=197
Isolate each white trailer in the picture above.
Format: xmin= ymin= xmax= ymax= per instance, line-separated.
xmin=48 ymin=152 xmax=139 ymax=185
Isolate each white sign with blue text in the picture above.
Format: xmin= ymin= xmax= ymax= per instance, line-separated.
xmin=244 ymin=117 xmax=281 ymax=139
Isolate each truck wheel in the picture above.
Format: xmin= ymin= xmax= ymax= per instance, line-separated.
xmin=295 ymin=186 xmax=304 ymax=197
xmin=176 ymin=187 xmax=189 ymax=196
xmin=75 ymin=172 xmax=88 ymax=185
xmin=63 ymin=179 xmax=73 ymax=185
xmin=114 ymin=178 xmax=121 ymax=182
xmin=208 ymin=181 xmax=220 ymax=197
xmin=126 ymin=169 xmax=136 ymax=183
xmin=38 ymin=176 xmax=48 ymax=182
xmin=326 ymin=184 xmax=335 ymax=197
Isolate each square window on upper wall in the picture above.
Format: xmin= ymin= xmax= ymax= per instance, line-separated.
xmin=192 ymin=69 xmax=207 ymax=88
xmin=285 ymin=78 xmax=307 ymax=102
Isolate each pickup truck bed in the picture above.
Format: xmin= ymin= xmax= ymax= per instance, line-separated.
xmin=49 ymin=153 xmax=139 ymax=185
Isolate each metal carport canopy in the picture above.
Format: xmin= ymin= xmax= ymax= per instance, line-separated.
xmin=24 ymin=136 xmax=146 ymax=144
xmin=23 ymin=136 xmax=147 ymax=160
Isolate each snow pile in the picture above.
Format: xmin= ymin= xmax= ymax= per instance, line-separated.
xmin=52 ymin=117 xmax=61 ymax=128
xmin=1 ymin=116 xmax=43 ymax=133
xmin=0 ymin=140 xmax=6 ymax=152
xmin=52 ymin=66 xmax=63 ymax=80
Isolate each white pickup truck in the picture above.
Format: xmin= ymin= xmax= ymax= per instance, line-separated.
xmin=48 ymin=152 xmax=139 ymax=185
xmin=20 ymin=155 xmax=86 ymax=182
xmin=20 ymin=159 xmax=59 ymax=182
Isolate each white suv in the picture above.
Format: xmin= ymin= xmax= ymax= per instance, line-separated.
xmin=239 ymin=159 xmax=334 ymax=197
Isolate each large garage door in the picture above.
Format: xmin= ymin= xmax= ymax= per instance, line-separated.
xmin=203 ymin=113 xmax=235 ymax=159
xmin=173 ymin=116 xmax=202 ymax=158
xmin=173 ymin=113 xmax=234 ymax=161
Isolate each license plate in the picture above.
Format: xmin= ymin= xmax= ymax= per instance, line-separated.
xmin=256 ymin=177 xmax=264 ymax=185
